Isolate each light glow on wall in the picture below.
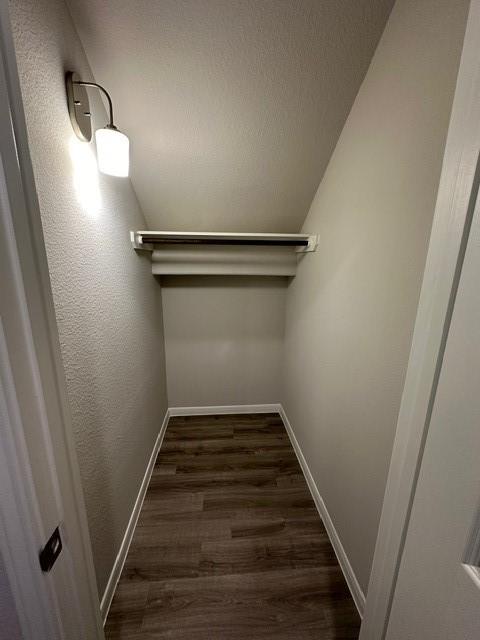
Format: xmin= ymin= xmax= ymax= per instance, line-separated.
xmin=69 ymin=137 xmax=102 ymax=216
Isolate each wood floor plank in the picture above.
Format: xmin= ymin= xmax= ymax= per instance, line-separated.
xmin=161 ymin=437 xmax=292 ymax=455
xmin=165 ymin=452 xmax=301 ymax=474
xmin=203 ymin=486 xmax=314 ymax=511
xmin=159 ymin=451 xmax=298 ymax=467
xmin=153 ymin=463 xmax=177 ymax=475
xmin=142 ymin=567 xmax=350 ymax=639
xmin=104 ymin=582 xmax=148 ymax=639
xmin=233 ymin=424 xmax=286 ymax=437
xmin=105 ymin=413 xmax=360 ymax=639
xmin=132 ymin=519 xmax=231 ymax=546
xmin=138 ymin=492 xmax=204 ymax=516
xmin=147 ymin=468 xmax=279 ymax=493
xmin=230 ymin=515 xmax=327 ymax=539
xmin=123 ymin=543 xmax=202 ymax=582
xmin=199 ymin=534 xmax=338 ymax=576
xmin=164 ymin=425 xmax=234 ymax=441
xmin=129 ymin=505 xmax=320 ymax=524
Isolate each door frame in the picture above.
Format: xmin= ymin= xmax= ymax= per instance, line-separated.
xmin=0 ymin=5 xmax=103 ymax=638
xmin=360 ymin=0 xmax=480 ymax=637
xmin=0 ymin=319 xmax=62 ymax=639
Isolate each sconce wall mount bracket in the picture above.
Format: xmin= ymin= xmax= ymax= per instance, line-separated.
xmin=66 ymin=71 xmax=92 ymax=142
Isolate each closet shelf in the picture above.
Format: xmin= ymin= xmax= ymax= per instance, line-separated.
xmin=130 ymin=231 xmax=317 ymax=277
xmin=131 ymin=230 xmax=316 ymax=250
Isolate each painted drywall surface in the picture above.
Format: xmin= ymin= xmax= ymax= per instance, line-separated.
xmin=8 ymin=0 xmax=168 ymax=596
xmin=162 ymin=277 xmax=286 ymax=407
xmin=66 ymin=0 xmax=394 ymax=233
xmin=0 ymin=553 xmax=23 ymax=640
xmin=282 ymin=0 xmax=469 ymax=594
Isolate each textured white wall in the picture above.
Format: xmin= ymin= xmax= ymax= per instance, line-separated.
xmin=282 ymin=0 xmax=469 ymax=594
xmin=162 ymin=277 xmax=286 ymax=407
xmin=8 ymin=0 xmax=168 ymax=597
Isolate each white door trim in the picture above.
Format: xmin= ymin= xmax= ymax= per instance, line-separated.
xmin=360 ymin=1 xmax=480 ymax=637
xmin=0 ymin=318 xmax=62 ymax=640
xmin=0 ymin=5 xmax=103 ymax=638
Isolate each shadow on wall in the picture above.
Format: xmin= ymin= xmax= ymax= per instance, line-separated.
xmin=68 ymin=136 xmax=102 ymax=216
xmin=158 ymin=274 xmax=290 ymax=289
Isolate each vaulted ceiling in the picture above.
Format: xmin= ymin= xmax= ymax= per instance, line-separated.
xmin=67 ymin=0 xmax=393 ymax=232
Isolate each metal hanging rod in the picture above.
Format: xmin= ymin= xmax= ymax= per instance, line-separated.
xmin=131 ymin=231 xmax=317 ymax=252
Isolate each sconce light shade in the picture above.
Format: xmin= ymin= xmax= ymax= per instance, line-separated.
xmin=95 ymin=127 xmax=129 ymax=177
xmin=67 ymin=72 xmax=130 ymax=177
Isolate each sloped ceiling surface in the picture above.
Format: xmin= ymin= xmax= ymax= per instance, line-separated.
xmin=67 ymin=0 xmax=393 ymax=232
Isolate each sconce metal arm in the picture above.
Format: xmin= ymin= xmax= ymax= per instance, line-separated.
xmin=73 ymin=81 xmax=115 ymax=128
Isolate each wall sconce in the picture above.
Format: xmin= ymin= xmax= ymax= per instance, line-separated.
xmin=66 ymin=71 xmax=129 ymax=177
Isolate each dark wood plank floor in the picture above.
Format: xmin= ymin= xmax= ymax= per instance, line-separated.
xmin=105 ymin=413 xmax=360 ymax=639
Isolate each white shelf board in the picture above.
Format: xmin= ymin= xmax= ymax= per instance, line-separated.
xmin=131 ymin=230 xmax=317 ymax=277
xmin=131 ymin=230 xmax=317 ymax=250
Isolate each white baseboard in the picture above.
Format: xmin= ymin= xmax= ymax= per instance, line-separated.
xmin=168 ymin=403 xmax=281 ymax=416
xmin=277 ymin=405 xmax=366 ymax=618
xmin=100 ymin=408 xmax=170 ymax=624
